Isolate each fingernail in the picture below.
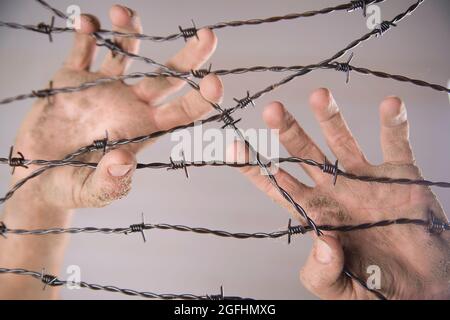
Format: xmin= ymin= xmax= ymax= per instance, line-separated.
xmin=108 ymin=164 xmax=133 ymax=177
xmin=389 ymin=98 xmax=407 ymax=126
xmin=327 ymin=91 xmax=339 ymax=114
xmin=122 ymin=5 xmax=135 ymax=17
xmin=315 ymin=238 xmax=333 ymax=264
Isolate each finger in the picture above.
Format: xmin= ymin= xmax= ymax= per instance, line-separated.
xmin=300 ymin=235 xmax=357 ymax=299
xmin=153 ymin=74 xmax=223 ymax=130
xmin=379 ymin=96 xmax=414 ymax=164
xmin=133 ymin=28 xmax=217 ymax=104
xmin=100 ymin=5 xmax=142 ymax=76
xmin=228 ymin=141 xmax=313 ymax=216
xmin=309 ymin=88 xmax=368 ymax=170
xmin=263 ymin=101 xmax=328 ymax=184
xmin=77 ymin=149 xmax=136 ymax=208
xmin=64 ymin=14 xmax=100 ymax=71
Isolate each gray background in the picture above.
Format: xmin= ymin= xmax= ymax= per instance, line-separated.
xmin=0 ymin=0 xmax=449 ymax=299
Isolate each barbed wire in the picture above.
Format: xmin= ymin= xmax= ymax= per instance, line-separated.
xmin=0 ymin=268 xmax=247 ymax=300
xmin=1 ymin=59 xmax=448 ymax=106
xmin=23 ymin=1 xmax=387 ymax=42
xmin=1 ymin=154 xmax=450 ymax=196
xmin=0 ymin=0 xmax=442 ymax=301
xmin=1 ymin=216 xmax=448 ymax=239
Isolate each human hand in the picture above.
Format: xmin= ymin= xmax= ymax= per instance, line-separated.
xmin=10 ymin=5 xmax=223 ymax=210
xmin=231 ymin=88 xmax=449 ymax=299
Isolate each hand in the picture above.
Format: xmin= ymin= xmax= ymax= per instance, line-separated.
xmin=10 ymin=5 xmax=223 ymax=209
xmin=0 ymin=5 xmax=222 ymax=299
xmin=231 ymin=88 xmax=449 ymax=299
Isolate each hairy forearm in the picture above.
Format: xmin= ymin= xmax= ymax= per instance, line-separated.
xmin=0 ymin=174 xmax=72 ymax=299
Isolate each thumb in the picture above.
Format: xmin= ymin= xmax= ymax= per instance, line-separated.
xmin=78 ymin=149 xmax=136 ymax=208
xmin=300 ymin=235 xmax=355 ymax=300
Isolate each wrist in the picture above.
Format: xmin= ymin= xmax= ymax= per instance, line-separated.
xmin=4 ymin=169 xmax=72 ymax=228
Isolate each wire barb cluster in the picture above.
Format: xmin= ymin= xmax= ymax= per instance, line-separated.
xmin=36 ymin=16 xmax=55 ymax=42
xmin=334 ymin=53 xmax=354 ymax=83
xmin=178 ymin=20 xmax=199 ymax=41
xmin=233 ymin=91 xmax=255 ymax=109
xmin=168 ymin=151 xmax=189 ymax=179
xmin=348 ymin=1 xmax=369 ymax=17
xmin=376 ymin=21 xmax=397 ymax=37
xmin=7 ymin=146 xmax=28 ymax=174
xmin=321 ymin=159 xmax=340 ymax=185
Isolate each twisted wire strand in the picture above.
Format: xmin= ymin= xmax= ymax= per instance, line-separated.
xmin=4 ymin=0 xmax=426 ymax=300
xmin=2 ymin=157 xmax=448 ymax=188
xmin=17 ymin=1 xmax=384 ymax=42
xmin=0 ymin=268 xmax=248 ymax=300
xmin=1 ymin=218 xmax=440 ymax=238
xmin=2 ymin=62 xmax=448 ymax=106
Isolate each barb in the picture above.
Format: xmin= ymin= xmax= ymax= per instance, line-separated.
xmin=36 ymin=16 xmax=55 ymax=42
xmin=1 ymin=217 xmax=444 ymax=238
xmin=375 ymin=21 xmax=397 ymax=37
xmin=334 ymin=52 xmax=354 ymax=84
xmin=168 ymin=151 xmax=189 ymax=178
xmin=7 ymin=146 xmax=28 ymax=174
xmin=179 ymin=20 xmax=199 ymax=41
xmin=233 ymin=91 xmax=255 ymax=109
xmin=0 ymin=268 xmax=249 ymax=300
xmin=348 ymin=1 xmax=369 ymax=17
xmin=126 ymin=212 xmax=147 ymax=242
xmin=92 ymin=130 xmax=109 ymax=155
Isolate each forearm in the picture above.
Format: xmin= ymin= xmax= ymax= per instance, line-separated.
xmin=0 ymin=175 xmax=72 ymax=299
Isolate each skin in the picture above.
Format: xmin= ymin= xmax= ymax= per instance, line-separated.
xmin=0 ymin=5 xmax=448 ymax=300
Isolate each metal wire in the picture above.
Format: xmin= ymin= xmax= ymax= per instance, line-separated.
xmin=16 ymin=0 xmax=384 ymax=42
xmin=1 ymin=60 xmax=448 ymax=106
xmin=1 ymin=217 xmax=444 ymax=238
xmin=0 ymin=268 xmax=248 ymax=300
xmin=2 ymin=156 xmax=449 ymax=195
